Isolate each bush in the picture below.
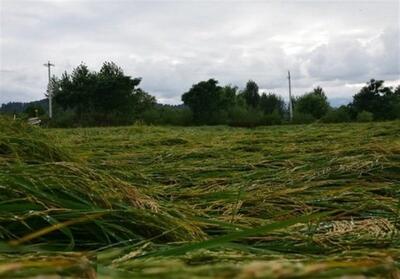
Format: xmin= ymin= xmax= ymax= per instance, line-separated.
xmin=321 ymin=106 xmax=351 ymax=123
xmin=208 ymin=109 xmax=229 ymax=125
xmin=357 ymin=111 xmax=374 ymax=122
xmin=162 ymin=107 xmax=193 ymax=126
xmin=294 ymin=87 xmax=330 ymax=119
xmin=351 ymin=79 xmax=400 ymax=121
xmin=292 ymin=112 xmax=315 ymax=124
xmin=141 ymin=107 xmax=193 ymax=126
xmin=141 ymin=108 xmax=162 ymax=124
xmin=48 ymin=109 xmax=80 ymax=128
xmin=263 ymin=110 xmax=282 ymax=125
xmin=228 ymin=106 xmax=263 ymax=127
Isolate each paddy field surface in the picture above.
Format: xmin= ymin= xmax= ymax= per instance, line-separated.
xmin=1 ymin=119 xmax=399 ymax=278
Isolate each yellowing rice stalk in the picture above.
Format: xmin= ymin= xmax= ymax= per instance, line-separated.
xmin=0 ymin=117 xmax=399 ymax=278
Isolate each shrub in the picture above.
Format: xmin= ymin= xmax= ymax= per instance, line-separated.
xmin=357 ymin=111 xmax=374 ymax=122
xmin=263 ymin=110 xmax=283 ymax=125
xmin=294 ymin=87 xmax=330 ymax=119
xmin=46 ymin=105 xmax=76 ymax=127
xmin=141 ymin=107 xmax=193 ymax=126
xmin=321 ymin=106 xmax=351 ymax=123
xmin=292 ymin=112 xmax=315 ymax=124
xmin=142 ymin=108 xmax=162 ymax=124
xmin=228 ymin=106 xmax=263 ymax=127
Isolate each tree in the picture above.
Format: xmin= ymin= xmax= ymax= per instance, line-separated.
xmin=53 ymin=62 xmax=154 ymax=126
xmin=351 ymin=79 xmax=400 ymax=120
xmin=294 ymin=86 xmax=330 ymax=119
xmin=395 ymin=85 xmax=400 ymax=95
xmin=182 ymin=79 xmax=236 ymax=124
xmin=0 ymin=99 xmax=48 ymax=115
xmin=240 ymin=80 xmax=260 ymax=108
xmin=55 ymin=64 xmax=97 ymax=120
xmin=94 ymin=62 xmax=155 ymax=122
xmin=321 ymin=106 xmax=351 ymax=123
xmin=357 ymin=111 xmax=373 ymax=122
xmin=221 ymin=85 xmax=239 ymax=108
xmin=259 ymin=93 xmax=285 ymax=116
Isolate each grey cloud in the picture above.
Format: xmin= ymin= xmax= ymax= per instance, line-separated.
xmin=303 ymin=27 xmax=400 ymax=83
xmin=1 ymin=0 xmax=399 ymax=105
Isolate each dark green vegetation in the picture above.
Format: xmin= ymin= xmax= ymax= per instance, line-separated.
xmin=51 ymin=70 xmax=400 ymax=126
xmin=3 ymin=63 xmax=399 ymax=127
xmin=1 ymin=117 xmax=399 ymax=278
xmin=0 ymin=99 xmax=48 ymax=117
xmin=52 ymin=62 xmax=156 ymax=126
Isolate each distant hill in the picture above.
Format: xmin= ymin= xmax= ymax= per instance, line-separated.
xmin=0 ymin=99 xmax=49 ymax=115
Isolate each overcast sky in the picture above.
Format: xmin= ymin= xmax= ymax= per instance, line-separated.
xmin=1 ymin=0 xmax=399 ymax=105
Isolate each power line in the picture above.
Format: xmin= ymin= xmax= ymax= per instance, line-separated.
xmin=43 ymin=61 xmax=55 ymax=119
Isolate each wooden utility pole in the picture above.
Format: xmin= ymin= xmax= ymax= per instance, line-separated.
xmin=43 ymin=61 xmax=55 ymax=118
xmin=288 ymin=70 xmax=293 ymax=121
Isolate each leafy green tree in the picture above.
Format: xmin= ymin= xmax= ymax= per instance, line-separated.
xmin=95 ymin=62 xmax=156 ymax=121
xmin=228 ymin=106 xmax=264 ymax=127
xmin=294 ymin=86 xmax=330 ymax=119
xmin=357 ymin=111 xmax=374 ymax=122
xmin=263 ymin=110 xmax=283 ymax=125
xmin=351 ymin=79 xmax=400 ymax=120
xmin=321 ymin=106 xmax=351 ymax=123
xmin=392 ymin=85 xmax=400 ymax=119
xmin=240 ymin=80 xmax=260 ymax=108
xmin=0 ymin=99 xmax=48 ymax=115
xmin=53 ymin=63 xmax=97 ymax=121
xmin=53 ymin=62 xmax=154 ymax=126
xmin=395 ymin=85 xmax=400 ymax=95
xmin=259 ymin=93 xmax=285 ymax=116
xmin=221 ymin=85 xmax=239 ymax=108
xmin=182 ymin=79 xmax=236 ymax=124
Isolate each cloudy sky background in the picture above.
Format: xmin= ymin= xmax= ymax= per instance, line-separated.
xmin=1 ymin=0 xmax=399 ymax=106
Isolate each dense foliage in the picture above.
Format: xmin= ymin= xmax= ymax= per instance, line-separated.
xmin=350 ymin=79 xmax=400 ymax=120
xmin=1 ymin=62 xmax=399 ymax=127
xmin=0 ymin=99 xmax=48 ymax=116
xmin=52 ymin=62 xmax=156 ymax=126
xmin=240 ymin=80 xmax=260 ymax=108
xmin=181 ymin=79 xmax=289 ymax=126
xmin=294 ymin=86 xmax=330 ymax=120
xmin=181 ymin=79 xmax=236 ymax=125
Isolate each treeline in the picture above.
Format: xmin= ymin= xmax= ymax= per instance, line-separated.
xmin=2 ymin=62 xmax=399 ymax=127
xmin=179 ymin=78 xmax=400 ymax=126
xmin=0 ymin=99 xmax=48 ymax=117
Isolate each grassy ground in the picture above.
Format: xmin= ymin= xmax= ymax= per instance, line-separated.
xmin=1 ymin=118 xmax=399 ymax=278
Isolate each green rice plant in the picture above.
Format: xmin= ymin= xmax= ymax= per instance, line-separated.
xmin=0 ymin=118 xmax=74 ymax=164
xmin=1 ymin=116 xmax=399 ymax=278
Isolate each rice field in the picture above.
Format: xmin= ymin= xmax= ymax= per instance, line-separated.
xmin=1 ymin=117 xmax=399 ymax=278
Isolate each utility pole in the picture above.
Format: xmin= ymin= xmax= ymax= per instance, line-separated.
xmin=43 ymin=61 xmax=55 ymax=118
xmin=288 ymin=70 xmax=293 ymax=122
